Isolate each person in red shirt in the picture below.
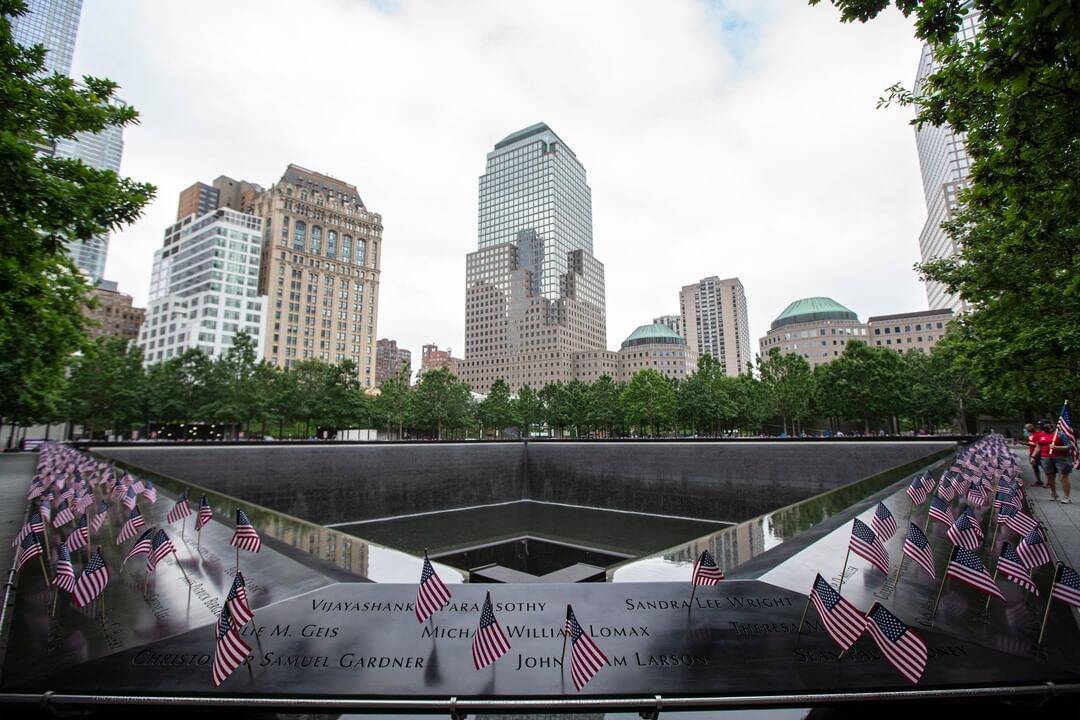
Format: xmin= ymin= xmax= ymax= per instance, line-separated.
xmin=1025 ymin=423 xmax=1045 ymax=486
xmin=1038 ymin=420 xmax=1073 ymax=503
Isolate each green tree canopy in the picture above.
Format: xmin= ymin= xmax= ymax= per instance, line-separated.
xmin=0 ymin=0 xmax=154 ymax=436
xmin=757 ymin=349 xmax=814 ymax=435
xmin=620 ymin=369 xmax=677 ymax=437
xmin=812 ymin=0 xmax=1080 ymax=407
xmin=476 ymin=378 xmax=514 ymax=437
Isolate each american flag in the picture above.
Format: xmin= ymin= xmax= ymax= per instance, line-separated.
xmin=130 ymin=476 xmax=145 ymax=495
xmin=90 ymin=500 xmax=110 ymax=534
xmin=15 ymin=532 xmax=43 ymax=572
xmin=52 ymin=500 xmax=74 ymax=528
xmin=72 ymin=548 xmax=109 ymax=608
xmin=121 ymin=528 xmax=156 ymax=569
xmin=58 ymin=485 xmax=73 ymax=504
xmin=146 ymin=529 xmax=177 ymax=574
xmin=142 ymin=481 xmax=157 ymax=504
xmin=1017 ymin=527 xmax=1052 ymax=570
xmin=864 ymin=603 xmax=927 ymax=684
xmin=565 ymin=604 xmax=608 ymax=690
xmin=997 ymin=542 xmax=1038 ymax=595
xmin=122 ymin=485 xmax=139 ymax=511
xmin=39 ymin=498 xmax=52 ymax=525
xmin=27 ymin=479 xmax=43 ymax=501
xmin=993 ymin=489 xmax=1021 ymax=511
xmin=927 ymin=496 xmax=955 ymax=527
xmin=212 ymin=605 xmax=252 ymax=687
xmin=691 ymin=549 xmax=724 ymax=586
xmin=872 ymin=503 xmax=897 ymax=541
xmin=166 ymin=489 xmax=192 ymax=524
xmin=471 ymin=592 xmax=511 ymax=670
xmin=1000 ymin=506 xmax=1039 ymax=537
xmin=938 ymin=474 xmax=956 ymax=502
xmin=227 ymin=572 xmax=254 ymax=626
xmin=52 ymin=541 xmax=76 ymax=592
xmin=11 ymin=511 xmax=44 ymax=548
xmin=75 ymin=489 xmax=94 ymax=514
xmin=415 ymin=554 xmax=452 ymax=623
xmin=68 ymin=514 xmax=90 ymax=552
xmin=966 ymin=481 xmax=988 ymax=507
xmin=946 ymin=546 xmax=1004 ymax=602
xmin=1056 ymin=402 xmax=1075 ymax=447
xmin=230 ymin=509 xmax=262 ymax=553
xmin=116 ymin=506 xmax=146 ymax=544
xmin=902 ymin=523 xmax=936 ymax=579
xmin=905 ymin=476 xmax=928 ymax=505
xmin=195 ymin=495 xmax=213 ymax=531
xmin=849 ymin=518 xmax=890 ymax=575
xmin=808 ymin=573 xmax=864 ymax=651
xmin=946 ymin=511 xmax=982 ymax=551
xmin=1050 ymin=564 xmax=1080 ymax=607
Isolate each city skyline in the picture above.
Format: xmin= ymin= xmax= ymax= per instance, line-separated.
xmin=65 ymin=0 xmax=928 ymax=363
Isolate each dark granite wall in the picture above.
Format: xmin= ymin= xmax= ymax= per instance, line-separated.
xmin=525 ymin=441 xmax=954 ymax=521
xmin=97 ymin=443 xmax=525 ymax=524
xmin=96 ymin=441 xmax=953 ymax=525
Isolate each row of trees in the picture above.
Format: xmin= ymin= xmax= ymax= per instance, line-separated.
xmin=55 ymin=331 xmax=1017 ymax=442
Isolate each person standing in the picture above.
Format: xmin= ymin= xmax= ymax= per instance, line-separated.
xmin=1025 ymin=423 xmax=1045 ymax=486
xmin=1039 ymin=420 xmax=1073 ymax=503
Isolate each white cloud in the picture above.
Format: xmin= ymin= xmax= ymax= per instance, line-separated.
xmin=72 ymin=0 xmax=926 ymax=364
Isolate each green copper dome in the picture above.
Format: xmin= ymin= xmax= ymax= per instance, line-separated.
xmin=771 ymin=297 xmax=858 ymax=330
xmin=621 ymin=323 xmax=686 ymax=349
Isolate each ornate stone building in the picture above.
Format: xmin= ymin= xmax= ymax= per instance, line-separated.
xmin=252 ymin=165 xmax=383 ymax=386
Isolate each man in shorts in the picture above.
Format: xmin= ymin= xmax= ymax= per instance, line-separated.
xmin=1039 ymin=420 xmax=1073 ymax=503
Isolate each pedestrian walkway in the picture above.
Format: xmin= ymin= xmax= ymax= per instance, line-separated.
xmin=0 ymin=453 xmax=36 ymax=680
xmin=1014 ymin=448 xmax=1080 ymax=566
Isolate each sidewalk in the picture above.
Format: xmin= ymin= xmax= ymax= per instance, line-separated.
xmin=1015 ymin=449 xmax=1080 ymax=568
xmin=0 ymin=453 xmax=36 ymax=681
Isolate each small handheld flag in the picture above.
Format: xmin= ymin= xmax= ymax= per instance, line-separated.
xmin=872 ymin=503 xmax=897 ymax=541
xmin=166 ymin=489 xmax=192 ymax=524
xmin=1017 ymin=527 xmax=1052 ymax=570
xmin=472 ymin=592 xmax=511 ymax=670
xmin=849 ymin=518 xmax=890 ymax=575
xmin=230 ymin=509 xmax=262 ymax=553
xmin=227 ymin=572 xmax=254 ymax=626
xmin=865 ymin=603 xmax=927 ymax=684
xmin=807 ymin=574 xmax=863 ymax=651
xmin=212 ymin=605 xmax=252 ymax=687
xmin=691 ymin=549 xmax=724 ymax=586
xmin=72 ymin=548 xmax=109 ymax=608
xmin=52 ymin=541 xmax=76 ymax=593
xmin=565 ymin=605 xmax=607 ymax=690
xmin=415 ymin=553 xmax=452 ymax=623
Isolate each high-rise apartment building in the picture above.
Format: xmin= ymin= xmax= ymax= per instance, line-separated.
xmin=375 ymin=338 xmax=412 ymax=386
xmin=679 ymin=276 xmax=751 ymax=376
xmin=176 ymin=176 xmax=262 ymax=221
xmin=138 ymin=208 xmax=266 ymax=364
xmin=10 ymin=0 xmax=83 ymax=77
xmin=914 ymin=12 xmax=979 ymax=313
xmin=420 ymin=344 xmax=460 ymax=377
xmin=252 ymin=165 xmax=383 ymax=386
xmin=176 ymin=182 xmax=219 ymax=221
xmin=461 ymin=124 xmax=607 ymax=393
xmin=652 ymin=314 xmax=683 ymax=338
xmin=83 ymin=279 xmax=144 ymax=342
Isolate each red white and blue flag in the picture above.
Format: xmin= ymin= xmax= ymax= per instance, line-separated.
xmin=67 ymin=514 xmax=90 ymax=552
xmin=692 ymin=549 xmax=724 ymax=586
xmin=227 ymin=572 xmax=254 ymax=626
xmin=872 ymin=503 xmax=897 ymax=541
xmin=849 ymin=518 xmax=890 ymax=575
xmin=927 ymin=496 xmax=954 ymax=527
xmin=142 ymin=481 xmax=157 ymax=504
xmin=15 ymin=532 xmax=43 ymax=572
xmin=865 ymin=603 xmax=927 ymax=684
xmin=902 ymin=523 xmax=936 ymax=579
xmin=999 ymin=505 xmax=1039 ymax=537
xmin=808 ymin=573 xmax=864 ymax=651
xmin=52 ymin=541 xmax=76 ymax=592
xmin=997 ymin=542 xmax=1038 ymax=595
xmin=72 ymin=548 xmax=109 ymax=607
xmin=946 ymin=511 xmax=982 ymax=551
xmin=946 ymin=546 xmax=1004 ymax=602
xmin=212 ymin=604 xmax=252 ymax=687
xmin=1050 ymin=564 xmax=1080 ymax=607
xmin=122 ymin=484 xmax=139 ymax=511
xmin=90 ymin=500 xmax=110 ymax=534
xmin=196 ymin=495 xmax=213 ymax=531
xmin=146 ymin=529 xmax=178 ymax=574
xmin=52 ymin=500 xmax=74 ymax=528
xmin=116 ymin=506 xmax=146 ymax=544
xmin=11 ymin=511 xmax=44 ymax=548
xmin=905 ymin=476 xmax=928 ymax=505
xmin=230 ymin=509 xmax=262 ymax=553
xmin=565 ymin=604 xmax=608 ymax=690
xmin=1017 ymin=527 xmax=1052 ymax=570
xmin=121 ymin=527 xmax=156 ymax=569
xmin=415 ymin=554 xmax=452 ymax=623
xmin=472 ymin=592 xmax=512 ymax=670
xmin=166 ymin=489 xmax=192 ymax=524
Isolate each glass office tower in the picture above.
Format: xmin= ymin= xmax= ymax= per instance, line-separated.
xmin=9 ymin=0 xmax=83 ymax=77
xmin=477 ymin=123 xmax=593 ymax=301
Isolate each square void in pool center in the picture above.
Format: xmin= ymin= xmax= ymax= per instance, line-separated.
xmin=333 ymin=500 xmax=728 ymax=574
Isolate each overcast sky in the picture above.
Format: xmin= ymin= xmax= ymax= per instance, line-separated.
xmin=72 ymin=0 xmax=928 ymax=363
